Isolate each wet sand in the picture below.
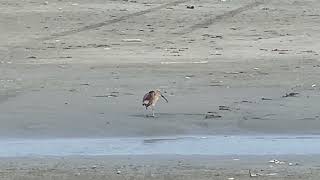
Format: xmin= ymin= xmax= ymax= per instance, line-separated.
xmin=1 ymin=0 xmax=320 ymax=179
xmin=1 ymin=136 xmax=320 ymax=156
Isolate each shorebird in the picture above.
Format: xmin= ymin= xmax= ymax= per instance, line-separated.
xmin=142 ymin=90 xmax=168 ymax=117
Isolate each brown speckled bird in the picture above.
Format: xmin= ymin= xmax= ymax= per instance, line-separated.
xmin=142 ymin=90 xmax=168 ymax=117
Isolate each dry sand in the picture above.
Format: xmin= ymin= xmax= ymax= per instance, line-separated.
xmin=1 ymin=0 xmax=320 ymax=179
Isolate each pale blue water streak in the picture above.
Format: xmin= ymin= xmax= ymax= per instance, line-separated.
xmin=0 ymin=135 xmax=319 ymax=157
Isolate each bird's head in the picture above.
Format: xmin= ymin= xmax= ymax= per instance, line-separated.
xmin=155 ymin=89 xmax=168 ymax=103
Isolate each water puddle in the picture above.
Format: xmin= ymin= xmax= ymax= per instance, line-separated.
xmin=0 ymin=135 xmax=319 ymax=157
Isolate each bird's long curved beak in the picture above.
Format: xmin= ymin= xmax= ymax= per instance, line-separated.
xmin=161 ymin=94 xmax=168 ymax=103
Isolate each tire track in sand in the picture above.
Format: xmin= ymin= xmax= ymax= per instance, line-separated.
xmin=40 ymin=0 xmax=191 ymax=41
xmin=175 ymin=0 xmax=264 ymax=35
xmin=1 ymin=0 xmax=191 ymax=62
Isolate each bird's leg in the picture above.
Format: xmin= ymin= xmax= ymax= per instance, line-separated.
xmin=151 ymin=107 xmax=155 ymax=117
xmin=145 ymin=107 xmax=151 ymax=118
xmin=144 ymin=107 xmax=147 ymax=117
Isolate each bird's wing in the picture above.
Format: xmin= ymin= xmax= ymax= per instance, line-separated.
xmin=142 ymin=92 xmax=152 ymax=104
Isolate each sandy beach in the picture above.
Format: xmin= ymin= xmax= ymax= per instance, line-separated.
xmin=1 ymin=0 xmax=320 ymax=179
xmin=1 ymin=0 xmax=320 ymax=138
xmin=1 ymin=155 xmax=320 ymax=180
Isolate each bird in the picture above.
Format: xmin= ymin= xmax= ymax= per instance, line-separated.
xmin=142 ymin=90 xmax=168 ymax=117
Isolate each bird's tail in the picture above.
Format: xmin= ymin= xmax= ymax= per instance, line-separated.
xmin=142 ymin=101 xmax=149 ymax=109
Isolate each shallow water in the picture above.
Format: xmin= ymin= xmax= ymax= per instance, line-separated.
xmin=0 ymin=135 xmax=319 ymax=157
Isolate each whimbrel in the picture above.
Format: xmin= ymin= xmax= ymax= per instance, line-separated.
xmin=142 ymin=90 xmax=168 ymax=117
